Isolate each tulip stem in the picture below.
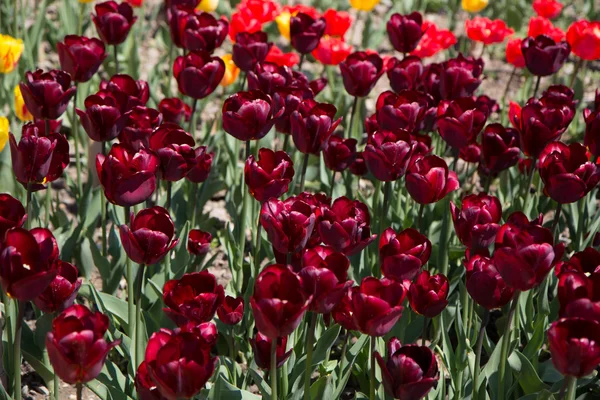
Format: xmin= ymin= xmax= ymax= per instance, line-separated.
xmin=298 ymin=54 xmax=305 ymax=72
xmin=113 ymin=45 xmax=119 ymax=74
xmin=472 ymin=309 xmax=490 ymax=400
xmin=282 ymin=135 xmax=290 ymax=153
xmin=347 ymin=96 xmax=358 ymax=140
xmin=532 ymin=75 xmax=541 ymax=98
xmin=76 ymin=383 xmax=82 ymax=400
xmin=552 ymin=202 xmax=562 ymax=242
xmin=253 ymin=222 xmax=262 ymax=277
xmin=13 ymin=301 xmax=24 ymax=400
xmin=166 ymin=181 xmax=172 ymax=211
xmin=501 ymin=66 xmax=517 ymax=106
xmin=188 ymin=98 xmax=198 ymax=137
xmin=271 ymin=339 xmax=278 ymax=400
xmin=238 ymin=141 xmax=252 ymax=288
xmin=101 ymin=142 xmax=108 ymax=258
xmin=369 ymin=336 xmax=376 ymax=400
xmin=576 ymin=198 xmax=586 ymax=251
xmin=569 ymin=58 xmax=585 ymax=89
xmin=124 ymin=206 xmax=136 ymax=366
xmin=523 ymin=164 xmax=536 ymax=213
xmin=134 ymin=265 xmax=145 ymax=371
xmin=338 ymin=329 xmax=348 ymax=388
xmin=417 ymin=203 xmax=424 ymax=232
xmin=565 ymin=376 xmax=577 ymax=400
xmin=298 ymin=153 xmax=309 ymax=193
xmin=303 ymin=313 xmax=318 ymax=400
xmin=497 ymin=291 xmax=520 ymax=400
xmin=25 ymin=183 xmax=32 ymax=230
xmin=71 ymin=86 xmax=82 ymax=198
xmin=421 ymin=317 xmax=428 ymax=346
xmin=328 ymin=169 xmax=336 ymax=199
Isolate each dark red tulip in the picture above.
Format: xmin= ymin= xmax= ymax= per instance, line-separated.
xmin=96 ymin=144 xmax=159 ymax=207
xmin=245 ymin=148 xmax=294 ymax=203
xmin=148 ymin=123 xmax=196 ymax=182
xmin=186 ymin=146 xmax=214 ymax=183
xmin=451 ymin=193 xmax=502 ymax=250
xmin=144 ymin=328 xmax=217 ymax=399
xmin=173 ymin=51 xmax=225 ymax=99
xmin=557 ymin=270 xmax=593 ymax=316
xmin=339 ymin=51 xmax=385 ymax=97
xmin=387 ymin=12 xmax=424 ymax=54
xmin=351 ymin=277 xmax=406 ymax=336
xmin=465 ymin=254 xmax=514 ymax=310
xmin=0 ymin=194 xmax=26 ymax=239
xmin=177 ymin=10 xmax=228 ymax=53
xmin=332 ymin=288 xmax=359 ymax=331
xmin=158 ymin=98 xmax=192 ymax=125
xmin=233 ymin=31 xmax=273 ymax=72
xmin=135 ymin=361 xmax=169 ymax=400
xmin=259 ymin=197 xmax=316 ymax=255
xmin=217 ymin=295 xmax=244 ymax=325
xmin=9 ymin=122 xmax=69 ymax=191
xmin=187 ymin=229 xmax=212 ymax=256
xmin=76 ymin=91 xmax=130 ymax=142
xmin=480 ymin=123 xmax=521 ymax=174
xmin=92 ymin=1 xmax=137 ymax=45
xmin=33 ymin=260 xmax=81 ymax=314
xmin=120 ymin=206 xmax=178 ymax=265
xmin=521 ymin=35 xmax=570 ymax=77
xmin=539 ymin=142 xmax=600 ymax=204
xmin=459 ymin=143 xmax=481 ymax=163
xmin=57 ymin=35 xmax=107 ymax=83
xmin=564 ymin=298 xmax=600 ymax=322
xmin=319 ymin=196 xmax=376 ymax=256
xmin=386 ymin=56 xmax=423 ymax=93
xmin=290 ymin=99 xmax=341 ymax=155
xmin=100 ymin=74 xmax=150 ymax=111
xmin=299 ymin=245 xmax=352 ymax=314
xmin=251 ymin=264 xmax=312 ymax=339
xmin=349 ymin=152 xmax=368 ymax=176
xmin=119 ymin=106 xmax=163 ymax=150
xmin=406 ymin=155 xmax=459 ymax=204
xmin=250 ymin=333 xmax=292 ymax=370
xmin=323 ymin=135 xmax=357 ymax=172
xmin=248 ymin=62 xmax=294 ymax=95
xmin=163 ymin=271 xmax=225 ymax=326
xmin=375 ymin=337 xmax=439 ymax=400
xmin=272 ymin=87 xmax=314 ymax=134
xmin=223 ymin=90 xmax=279 ymax=141
xmin=379 ymin=228 xmax=431 ymax=280
xmin=296 ymin=192 xmax=332 ymax=248
xmin=363 ymin=129 xmax=413 ymax=181
xmin=19 ymin=69 xmax=76 ymax=120
xmin=557 ymin=247 xmax=600 ymax=275
xmin=408 ymin=270 xmax=449 ymax=318
xmin=375 ymin=90 xmax=434 ymax=133
xmin=439 ymin=54 xmax=484 ymax=100
xmin=493 ymin=211 xmax=565 ymax=291
xmin=548 ymin=318 xmax=600 ymax=377
xmin=290 ymin=12 xmax=326 ymax=54
xmin=436 ymin=97 xmax=489 ymax=150
xmin=46 ymin=305 xmax=120 ymax=384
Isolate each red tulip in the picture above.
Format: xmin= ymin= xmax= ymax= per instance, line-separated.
xmin=506 ymin=38 xmax=526 ymax=68
xmin=465 ymin=17 xmax=514 ymax=45
xmin=250 ymin=332 xmax=292 ymax=370
xmin=296 ymin=192 xmax=332 ymax=248
xmin=566 ymin=20 xmax=600 ymax=61
xmin=528 ymin=17 xmax=565 ymax=42
xmin=351 ymin=277 xmax=406 ymax=337
xmin=0 ymin=194 xmax=26 ymax=239
xmin=410 ymin=21 xmax=456 ymax=59
xmin=148 ymin=123 xmax=195 ymax=182
xmin=406 ymin=155 xmax=459 ymax=204
xmin=290 ymin=12 xmax=326 ymax=54
xmin=451 ymin=193 xmax=502 ymax=250
xmin=247 ymin=62 xmax=299 ymax=95
xmin=379 ymin=228 xmax=431 ymax=281
xmin=173 ymin=51 xmax=225 ymax=99
xmin=375 ymin=90 xmax=434 ymax=133
xmin=290 ymin=99 xmax=341 ymax=155
xmin=436 ymin=96 xmax=489 ymax=150
xmin=158 ymin=98 xmax=191 ymax=125
xmin=76 ymin=91 xmax=130 ymax=142
xmin=533 ymin=0 xmax=563 ymax=19
xmin=521 ymin=35 xmax=570 ymax=77
xmin=386 ymin=56 xmax=423 ymax=93
xmin=323 ymin=9 xmax=352 ymax=38
xmin=332 ymin=288 xmax=359 ymax=331
xmin=33 ymin=260 xmax=81 ymax=314
xmin=245 ymin=148 xmax=294 ymax=203
xmin=465 ymin=254 xmax=515 ymax=310
xmin=480 ymin=123 xmax=521 ymax=175
xmin=233 ymin=31 xmax=272 ymax=72
xmin=236 ymin=0 xmax=280 ymax=24
xmin=557 ymin=270 xmax=593 ymax=316
xmin=259 ymin=197 xmax=316 ymax=255
xmin=100 ymin=74 xmax=150 ymax=110
xmin=266 ymin=45 xmax=301 ymax=67
xmin=387 ymin=12 xmax=424 ymax=54
xmin=439 ymin=54 xmax=484 ymax=100
xmin=222 ymin=90 xmax=279 ymax=141
xmin=340 ymin=51 xmax=385 ymax=97
xmin=312 ymin=36 xmax=353 ymax=66
xmin=176 ymin=10 xmax=228 ymax=53
xmin=57 ymin=35 xmax=107 ymax=83
xmin=119 ymin=106 xmax=163 ymax=150
xmin=548 ymin=318 xmax=600 ymax=377
xmin=186 ymin=146 xmax=214 ymax=183
xmin=187 ymin=229 xmax=212 ymax=256
xmin=408 ymin=270 xmax=449 ymax=318
xmin=323 ymin=135 xmax=357 ymax=172
xmin=557 ymin=247 xmax=600 ymax=275
xmin=19 ymin=69 xmax=76 ymax=120
xmin=228 ymin=10 xmax=262 ymax=42
xmin=217 ymin=295 xmax=244 ymax=325
xmin=135 ymin=361 xmax=169 ymax=400
xmin=349 ymin=152 xmax=368 ymax=176
xmin=92 ymin=1 xmax=137 ymax=45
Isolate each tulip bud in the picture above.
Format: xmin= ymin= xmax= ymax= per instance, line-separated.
xmin=290 ymin=12 xmax=326 ymax=54
xmin=387 ymin=12 xmax=424 ymax=54
xmin=451 ymin=193 xmax=502 ymax=250
xmin=290 ymin=99 xmax=341 ymax=155
xmin=521 ymin=35 xmax=570 ymax=77
xmin=557 ymin=270 xmax=592 ymax=316
xmin=120 ymin=106 xmax=163 ymax=150
xmin=179 ymin=11 xmax=228 ymax=53
xmin=260 ymin=197 xmax=316 ymax=255
xmin=379 ymin=228 xmax=431 ymax=281
xmin=465 ymin=254 xmax=515 ymax=310
xmin=408 ymin=270 xmax=449 ymax=318
xmin=480 ymin=123 xmax=521 ymax=175
xmin=439 ymin=54 xmax=484 ymax=100
xmin=186 ymin=145 xmax=214 ymax=183
xmin=339 ymin=51 xmax=385 ymax=97
xmin=92 ymin=1 xmax=137 ymax=45
xmin=436 ymin=97 xmax=489 ymax=150
xmin=548 ymin=318 xmax=600 ymax=377
xmin=76 ymin=91 xmax=130 ymax=142
xmin=217 ymin=295 xmax=244 ymax=325
xmin=148 ymin=123 xmax=196 ymax=182
xmin=158 ymin=98 xmax=192 ymax=125
xmin=101 ymin=74 xmax=150 ymax=111
xmin=245 ymin=148 xmax=294 ymax=203
xmin=250 ymin=332 xmax=292 ymax=370
xmin=223 ymin=90 xmax=279 ymax=141
xmin=375 ymin=90 xmax=433 ymax=133
xmin=323 ymin=135 xmax=357 ymax=172
xmin=233 ymin=31 xmax=273 ymax=72
xmin=386 ymin=56 xmax=423 ymax=93
xmin=57 ymin=35 xmax=107 ymax=83
xmin=173 ymin=51 xmax=225 ymax=99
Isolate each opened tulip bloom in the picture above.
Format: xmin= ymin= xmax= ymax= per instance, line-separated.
xmin=480 ymin=123 xmax=521 ymax=175
xmin=0 ymin=34 xmax=23 ymax=73
xmin=92 ymin=1 xmax=137 ymax=45
xmin=101 ymin=74 xmax=150 ymax=109
xmin=566 ymin=20 xmax=600 ymax=61
xmin=174 ymin=51 xmax=225 ymax=99
xmin=312 ymin=36 xmax=353 ymax=66
xmin=436 ymin=96 xmax=489 ymax=150
xmin=57 ymin=35 xmax=107 ymax=83
xmin=158 ymin=98 xmax=191 ymax=125
xmin=375 ymin=90 xmax=433 ymax=133
xmin=290 ymin=99 xmax=341 ymax=155
xmin=379 ymin=228 xmax=431 ymax=280
xmin=465 ymin=254 xmax=515 ymax=310
xmin=408 ymin=270 xmax=449 ymax=318
xmin=323 ymin=8 xmax=351 ymax=38
xmin=465 ymin=17 xmax=514 ymax=45
xmin=528 ymin=16 xmax=565 ymax=42
xmin=533 ymin=0 xmax=563 ymax=19
xmin=171 ymin=9 xmax=228 ymax=53
xmin=19 ymin=69 xmax=76 ymax=120
xmin=462 ymin=0 xmax=487 ymax=12
xmin=439 ymin=54 xmax=484 ymax=100
xmin=406 ymin=155 xmax=459 ymax=204
xmin=451 ymin=193 xmax=502 ymax=250
xmin=548 ymin=318 xmax=600 ymax=377
xmin=410 ymin=21 xmax=456 ymax=59
xmin=186 ymin=146 xmax=214 ymax=183
xmin=33 ymin=260 xmax=81 ymax=314
xmin=323 ymin=135 xmax=357 ymax=172
xmin=217 ymin=295 xmax=244 ymax=325
xmin=187 ymin=229 xmax=212 ymax=256
xmin=506 ymin=38 xmax=526 ymax=68
xmin=245 ymin=148 xmax=294 ymax=202
xmin=386 ymin=56 xmax=423 ymax=93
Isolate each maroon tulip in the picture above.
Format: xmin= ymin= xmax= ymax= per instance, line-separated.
xmin=135 ymin=361 xmax=169 ymax=400
xmin=363 ymin=129 xmax=414 ymax=181
xmin=339 ymin=51 xmax=385 ymax=97
xmin=9 ymin=122 xmax=69 ymax=191
xmin=296 ymin=192 xmax=332 ymax=248
xmin=480 ymin=123 xmax=521 ymax=175
xmin=558 ymin=247 xmax=600 ymax=275
xmin=323 ymin=135 xmax=357 ymax=172
xmin=178 ymin=321 xmax=218 ymax=348
xmin=158 ymin=98 xmax=191 ymax=125
xmin=290 ymin=99 xmax=342 ymax=155
xmin=179 ymin=11 xmax=228 ymax=53
xmin=375 ymin=337 xmax=439 ymax=400
xmin=187 ymin=229 xmax=212 ymax=256
xmin=119 ymin=106 xmax=164 ymax=150
xmin=19 ymin=69 xmax=76 ymax=120
xmin=173 ymin=51 xmax=225 ymax=99
xmin=96 ymin=144 xmax=159 ymax=207
xmin=148 ymin=123 xmax=196 ymax=182
xmin=92 ymin=1 xmax=137 ymax=45
xmin=76 ymin=91 xmax=130 ymax=142
xmin=521 ymin=35 xmax=570 ymax=77
xmin=386 ymin=56 xmax=423 ymax=93
xmin=186 ymin=146 xmax=214 ymax=183
xmin=465 ymin=254 xmax=515 ymax=310
xmin=439 ymin=54 xmax=484 ymax=100
xmin=406 ymin=155 xmax=460 ymax=204
xmin=387 ymin=12 xmax=424 ymax=54
xmin=233 ymin=31 xmax=273 ymax=72
xmin=319 ymin=196 xmax=377 ymax=256
xmin=349 ymin=152 xmax=368 ymax=176
xmin=557 ymin=270 xmax=593 ymax=316
xmin=408 ymin=270 xmax=449 ymax=318
xmin=120 ymin=206 xmax=178 ymax=265
xmin=57 ymin=35 xmax=107 ymax=83
xmin=436 ymin=97 xmax=489 ymax=150
xmin=46 ymin=305 xmax=120 ymax=384
xmin=100 ymin=74 xmax=150 ymax=110
xmin=144 ymin=328 xmax=217 ymax=399
xmin=290 ymin=12 xmax=326 ymax=54
xmin=375 ymin=90 xmax=434 ymax=133
xmin=379 ymin=228 xmax=431 ymax=280
xmin=0 ymin=194 xmax=26 ymax=239
xmin=245 ymin=148 xmax=294 ymax=202
xmin=250 ymin=333 xmax=292 ymax=370
xmin=33 ymin=260 xmax=81 ymax=314
xmin=217 ymin=295 xmax=244 ymax=325
xmin=493 ymin=211 xmax=565 ymax=291
xmin=351 ymin=277 xmax=406 ymax=336
xmin=272 ymin=87 xmax=314 ymax=134
xmin=299 ymin=245 xmax=353 ymax=314
xmin=539 ymin=142 xmax=600 ymax=204
xmin=332 ymin=288 xmax=359 ymax=331
xmin=248 ymin=62 xmax=294 ymax=95
xmin=564 ymin=298 xmax=600 ymax=322
xmin=259 ymin=197 xmax=316 ymax=255
xmin=163 ymin=271 xmax=225 ymax=326
xmin=250 ymin=264 xmax=312 ymax=339
xmin=584 ymin=91 xmax=600 ymax=157
xmin=222 ymin=90 xmax=279 ymax=141
xmin=548 ymin=318 xmax=600 ymax=377
xmin=451 ymin=193 xmax=502 ymax=250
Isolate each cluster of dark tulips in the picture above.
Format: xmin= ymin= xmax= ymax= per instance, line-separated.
xmin=3 ymin=0 xmax=600 ymax=399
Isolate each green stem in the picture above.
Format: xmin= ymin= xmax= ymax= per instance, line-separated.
xmin=303 ymin=313 xmax=318 ymax=400
xmin=552 ymin=202 xmax=562 ymax=242
xmin=369 ymin=336 xmax=376 ymax=400
xmin=114 ymin=45 xmax=119 ymax=73
xmin=497 ymin=291 xmax=521 ymax=400
xmin=472 ymin=309 xmax=490 ymax=400
xmin=576 ymin=197 xmax=586 ymax=250
xmin=44 ymin=184 xmax=51 ymax=227
xmin=134 ymin=265 xmax=145 ymax=370
xmin=347 ymin=96 xmax=359 ymax=139
xmin=188 ymin=98 xmax=198 ymax=138
xmin=166 ymin=181 xmax=172 ymax=211
xmin=271 ymin=339 xmax=278 ymax=400
xmin=298 ymin=153 xmax=309 ymax=193
xmin=76 ymin=383 xmax=82 ymax=400
xmin=569 ymin=59 xmax=584 ymax=88
xmin=71 ymin=87 xmax=82 ymax=198
xmin=124 ymin=207 xmax=135 ymax=346
xmin=523 ymin=164 xmax=536 ymax=213
xmin=338 ymin=329 xmax=348 ymax=389
xmin=421 ymin=317 xmax=427 ymax=346
xmin=328 ymin=169 xmax=336 ymax=199
xmin=101 ymin=142 xmax=108 ymax=257
xmin=501 ymin=66 xmax=517 ymax=106
xmin=77 ymin=3 xmax=84 ymax=35
xmin=437 ymin=197 xmax=451 ymax=276
xmin=417 ymin=203 xmax=424 ymax=232
xmin=532 ymin=75 xmax=541 ymax=98
xmin=13 ymin=301 xmax=24 ymax=400
xmin=253 ymin=221 xmax=262 ymax=277
xmin=25 ymin=183 xmax=32 ymax=230
xmin=565 ymin=376 xmax=577 ymax=400
xmin=298 ymin=54 xmax=305 ymax=72
xmin=238 ymin=141 xmax=251 ymax=287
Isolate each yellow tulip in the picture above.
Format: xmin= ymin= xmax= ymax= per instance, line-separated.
xmin=14 ymin=85 xmax=33 ymax=122
xmin=0 ymin=117 xmax=8 ymax=153
xmin=276 ymin=10 xmax=292 ymax=40
xmin=220 ymin=54 xmax=240 ymax=87
xmin=197 ymin=0 xmax=218 ymax=12
xmin=349 ymin=0 xmax=380 ymax=12
xmin=0 ymin=34 xmax=23 ymax=74
xmin=462 ymin=0 xmax=488 ymax=13
xmin=78 ymin=0 xmax=94 ymax=3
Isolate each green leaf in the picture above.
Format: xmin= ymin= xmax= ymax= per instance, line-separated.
xmin=332 ymin=334 xmax=368 ymax=399
xmin=507 ymin=350 xmax=547 ymax=394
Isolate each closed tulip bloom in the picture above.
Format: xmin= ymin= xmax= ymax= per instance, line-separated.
xmin=386 ymin=56 xmax=423 ymax=93
xmin=296 ymin=192 xmax=332 ymax=248
xmin=163 ymin=271 xmax=225 ymax=326
xmin=557 ymin=270 xmax=593 ymax=316
xmin=375 ymin=90 xmax=434 ymax=133
xmin=340 ymin=51 xmax=385 ymax=97
xmin=290 ymin=99 xmax=341 ymax=155
xmin=76 ymin=91 xmax=130 ymax=142
xmin=558 ymin=247 xmax=600 ymax=275
xmin=439 ymin=54 xmax=484 ymax=100
xmin=376 ymin=338 xmax=439 ymax=400
xmin=465 ymin=254 xmax=514 ymax=310
xmin=250 ymin=333 xmax=292 ymax=370
xmin=351 ymin=277 xmax=406 ymax=337
xmin=182 ymin=12 xmax=228 ymax=53
xmin=217 ymin=295 xmax=244 ymax=325
xmin=564 ymin=298 xmax=600 ymax=322
xmin=46 ymin=305 xmax=120 ymax=384
xmin=387 ymin=12 xmax=424 ymax=54
xmin=408 ymin=270 xmax=449 ymax=318
xmin=259 ymin=197 xmax=316 ymax=255
xmin=465 ymin=17 xmax=514 ymax=45
xmin=312 ymin=36 xmax=353 ymax=66
xmin=363 ymin=129 xmax=413 ymax=181
xmin=57 ymin=35 xmax=107 ymax=83
xmin=529 ymin=16 xmax=565 ymax=42
xmin=19 ymin=69 xmax=76 ymax=120
xmin=186 ymin=146 xmax=214 ymax=183
xmin=223 ymin=90 xmax=278 ymax=141
xmin=319 ymin=196 xmax=377 ymax=256
xmin=33 ymin=260 xmax=81 ymax=314
xmin=290 ymin=13 xmax=326 ymax=54
xmin=100 ymin=74 xmax=150 ymax=110
xmin=379 ymin=228 xmax=431 ymax=281
xmin=350 ymin=152 xmax=368 ymax=176
xmin=92 ymin=1 xmax=137 ymax=45
xmin=148 ymin=123 xmax=195 ymax=182
xmin=506 ymin=38 xmax=526 ymax=68
xmin=548 ymin=318 xmax=600 ymax=377
xmin=232 ymin=31 xmax=273 ymax=72
xmin=247 ymin=62 xmax=294 ymax=94
xmin=158 ymin=98 xmax=191 ymax=125
xmin=462 ymin=0 xmax=487 ymax=12
xmin=173 ymin=51 xmax=225 ymax=99
xmin=0 ymin=34 xmax=23 ymax=73
xmin=566 ymin=20 xmax=600 ymax=60
xmin=323 ymin=8 xmax=352 ymax=38
xmin=436 ymin=97 xmax=489 ymax=150
xmin=480 ymin=123 xmax=521 ymax=174
xmin=521 ymin=35 xmax=570 ymax=77
xmin=119 ymin=106 xmax=163 ymax=150
xmin=0 ymin=194 xmax=26 ymax=239
xmin=323 ymin=135 xmax=357 ymax=172
xmin=451 ymin=193 xmax=502 ymax=250
xmin=534 ymin=0 xmax=563 ymax=19
xmin=120 ymin=206 xmax=179 ymax=265
xmin=406 ymin=155 xmax=459 ymax=204
xmin=251 ymin=264 xmax=312 ymax=339
xmin=245 ymin=148 xmax=294 ymax=202
xmin=187 ymin=229 xmax=212 ymax=256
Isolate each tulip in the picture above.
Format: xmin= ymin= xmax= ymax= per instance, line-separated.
xmin=0 ymin=194 xmax=26 ymax=239
xmin=351 ymin=277 xmax=406 ymax=336
xmin=465 ymin=17 xmax=514 ymax=45
xmin=100 ymin=74 xmax=150 ymax=110
xmin=323 ymin=135 xmax=357 ymax=172
xmin=245 ymin=148 xmax=294 ymax=202
xmin=290 ymin=99 xmax=341 ymax=155
xmin=557 ymin=270 xmax=593 ymax=315
xmin=408 ymin=270 xmax=449 ymax=318
xmin=222 ymin=90 xmax=279 ymax=141
xmin=57 ymin=36 xmax=107 ymax=83
xmin=349 ymin=0 xmax=379 ymax=11
xmin=266 ymin=45 xmax=301 ymax=67
xmin=236 ymin=0 xmax=280 ymax=24
xmin=182 ymin=11 xmax=228 ymax=53
xmin=228 ymin=10 xmax=262 ymax=42
xmin=564 ymin=298 xmax=600 ymax=322
xmin=411 ymin=21 xmax=457 ymax=59
xmin=47 ymin=305 xmax=120 ymax=384
xmin=521 ymin=35 xmax=570 ymax=77
xmin=319 ymin=196 xmax=376 ymax=256
xmin=406 ymin=155 xmax=459 ymax=204
xmin=379 ymin=228 xmax=431 ymax=281
xmin=480 ymin=123 xmax=521 ymax=175
xmin=173 ymin=51 xmax=225 ymax=99
xmin=163 ymin=271 xmax=225 ymax=326
xmin=533 ymin=0 xmax=563 ymax=19
xmin=14 ymin=85 xmax=33 ymax=121
xmin=312 ymin=36 xmax=353 ymax=66
xmin=220 ymin=54 xmax=240 ymax=87
xmin=332 ymin=289 xmax=359 ymax=331
xmin=217 ymin=295 xmax=244 ymax=325
xmin=387 ymin=13 xmax=424 ymax=54
xmin=148 ymin=123 xmax=196 ymax=182
xmin=462 ymin=0 xmax=487 ymax=12
xmin=439 ymin=54 xmax=484 ymax=100
xmin=178 ymin=321 xmax=219 ymax=347
xmin=19 ymin=69 xmax=76 ymax=120
xmin=451 ymin=193 xmax=502 ymax=250
xmin=232 ymin=31 xmax=273 ymax=72
xmin=96 ymin=143 xmax=159 ymax=207
xmin=135 ymin=362 xmax=168 ymax=400
xmin=251 ymin=333 xmax=292 ymax=370
xmin=339 ymin=51 xmax=385 ymax=98
xmin=386 ymin=56 xmax=423 ymax=93
xmin=33 ymin=260 xmax=81 ymax=314
xmin=0 ymin=34 xmax=23 ymax=73
xmin=247 ymin=62 xmax=293 ymax=94
xmin=186 ymin=145 xmax=214 ymax=183
xmin=558 ymin=247 xmax=600 ymax=275
xmin=528 ymin=16 xmax=565 ymax=42
xmin=436 ymin=97 xmax=489 ymax=150
xmin=296 ymin=192 xmax=332 ymax=248
xmin=323 ymin=8 xmax=352 ymax=38
xmin=363 ymin=129 xmax=413 ymax=181
xmin=290 ymin=13 xmax=326 ymax=54
xmin=187 ymin=229 xmax=212 ymax=256
xmin=118 ymin=106 xmax=163 ymax=150
xmin=566 ymin=20 xmax=600 ymax=61
xmin=92 ymin=1 xmax=137 ymax=45
xmin=375 ymin=338 xmax=439 ymax=399
xmin=506 ymin=38 xmax=526 ymax=68
xmin=465 ymin=254 xmax=515 ymax=310
xmin=259 ymin=197 xmax=316 ymax=255
xmin=251 ymin=264 xmax=312 ymax=339
xmin=158 ymin=98 xmax=192 ymax=125
xmin=375 ymin=90 xmax=433 ymax=133
xmin=76 ymin=91 xmax=130 ymax=142
xmin=548 ymin=318 xmax=600 ymax=377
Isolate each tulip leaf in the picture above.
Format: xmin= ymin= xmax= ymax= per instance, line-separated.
xmin=248 ymin=362 xmax=271 ymax=399
xmin=332 ymin=334 xmax=368 ymax=399
xmin=309 ymin=374 xmax=335 ymax=400
xmin=507 ymin=350 xmax=548 ymax=395
xmin=208 ymin=372 xmax=262 ymax=400
xmin=21 ymin=322 xmax=54 ymax=385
